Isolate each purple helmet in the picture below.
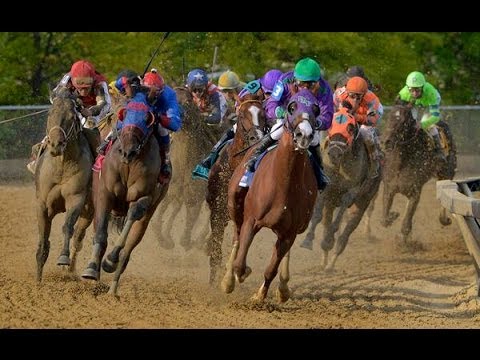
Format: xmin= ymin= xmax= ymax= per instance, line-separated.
xmin=260 ymin=69 xmax=283 ymax=94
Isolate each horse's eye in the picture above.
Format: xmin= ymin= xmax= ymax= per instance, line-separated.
xmin=287 ymin=102 xmax=297 ymax=115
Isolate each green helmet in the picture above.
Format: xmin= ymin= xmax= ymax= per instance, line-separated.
xmin=406 ymin=71 xmax=426 ymax=88
xmin=294 ymin=58 xmax=321 ymax=82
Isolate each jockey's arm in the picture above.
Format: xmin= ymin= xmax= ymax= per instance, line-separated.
xmin=204 ymin=93 xmax=222 ymax=125
xmin=315 ymin=85 xmax=334 ymax=131
xmin=156 ymin=86 xmax=182 ymax=132
xmin=88 ymin=82 xmax=112 ymax=120
xmin=420 ymin=104 xmax=440 ymax=130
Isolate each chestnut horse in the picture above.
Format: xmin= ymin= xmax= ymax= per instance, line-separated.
xmin=300 ymin=109 xmax=382 ymax=271
xmin=381 ymin=104 xmax=456 ymax=243
xmin=205 ymin=93 xmax=267 ymax=285
xmin=222 ymin=89 xmax=318 ymax=302
xmin=81 ymin=92 xmax=169 ymax=296
xmin=35 ymin=94 xmax=95 ymax=281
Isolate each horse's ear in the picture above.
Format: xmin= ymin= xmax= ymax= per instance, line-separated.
xmin=146 ymin=111 xmax=155 ymax=128
xmin=287 ymin=101 xmax=297 ymax=115
xmin=117 ymin=108 xmax=126 ymax=122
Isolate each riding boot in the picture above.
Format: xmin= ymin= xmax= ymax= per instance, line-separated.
xmin=159 ymin=141 xmax=172 ymax=184
xmin=201 ymin=127 xmax=235 ymax=169
xmin=432 ymin=133 xmax=446 ymax=163
xmin=308 ymin=144 xmax=331 ymax=191
xmin=26 ymin=138 xmax=47 ymax=174
xmin=244 ymin=134 xmax=275 ymax=172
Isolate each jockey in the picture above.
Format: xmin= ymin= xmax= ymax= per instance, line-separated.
xmin=27 ymin=60 xmax=111 ymax=174
xmin=192 ymin=69 xmax=283 ymax=180
xmin=334 ymin=76 xmax=384 ymax=178
xmin=396 ymin=71 xmax=445 ymax=163
xmin=334 ymin=65 xmax=377 ymax=92
xmin=242 ymin=57 xmax=333 ymax=190
xmin=143 ymin=69 xmax=182 ymax=180
xmin=186 ymin=68 xmax=228 ymax=125
xmin=218 ymin=70 xmax=245 ymax=124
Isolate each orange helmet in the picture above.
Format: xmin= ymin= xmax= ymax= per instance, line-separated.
xmin=70 ymin=60 xmax=95 ymax=89
xmin=346 ymin=76 xmax=368 ymax=94
xmin=143 ymin=70 xmax=164 ymax=89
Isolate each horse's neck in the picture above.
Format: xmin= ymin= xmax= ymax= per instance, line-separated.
xmin=271 ymin=133 xmax=308 ymax=185
xmin=229 ymin=131 xmax=247 ymax=168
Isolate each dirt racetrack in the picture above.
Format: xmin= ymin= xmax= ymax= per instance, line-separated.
xmin=1 ymin=157 xmax=480 ymax=329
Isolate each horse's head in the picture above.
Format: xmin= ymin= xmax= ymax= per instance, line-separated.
xmin=382 ymin=104 xmax=417 ymax=151
xmin=117 ymin=93 xmax=155 ymax=164
xmin=326 ymin=109 xmax=358 ymax=166
xmin=46 ymin=94 xmax=82 ymax=157
xmin=236 ymin=93 xmax=267 ymax=146
xmin=285 ymin=89 xmax=318 ymax=150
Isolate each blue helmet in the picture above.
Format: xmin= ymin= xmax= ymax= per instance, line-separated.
xmin=187 ymin=69 xmax=208 ymax=89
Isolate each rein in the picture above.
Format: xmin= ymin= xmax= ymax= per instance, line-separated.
xmin=46 ymin=100 xmax=82 ymax=145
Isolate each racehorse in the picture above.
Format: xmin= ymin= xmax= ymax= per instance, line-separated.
xmin=222 ymin=89 xmax=318 ymax=302
xmin=35 ymin=93 xmax=95 ymax=281
xmin=205 ymin=93 xmax=267 ymax=285
xmin=151 ymin=87 xmax=216 ymax=250
xmin=300 ymin=109 xmax=382 ymax=271
xmin=381 ymin=104 xmax=456 ymax=243
xmin=81 ymin=92 xmax=169 ymax=296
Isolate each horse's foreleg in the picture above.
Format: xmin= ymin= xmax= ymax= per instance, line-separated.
xmin=193 ymin=201 xmax=211 ymax=251
xmin=152 ymin=195 xmax=175 ymax=250
xmin=320 ymin=205 xmax=335 ymax=269
xmin=57 ymin=194 xmax=85 ymax=266
xmin=254 ymin=233 xmax=293 ymax=302
xmin=322 ymin=203 xmax=348 ymax=272
xmin=36 ymin=203 xmax=53 ymax=283
xmin=69 ymin=206 xmax=94 ymax=274
xmin=181 ymin=200 xmax=203 ymax=251
xmin=233 ymin=218 xmax=257 ymax=284
xmin=401 ymin=194 xmax=421 ymax=243
xmin=160 ymin=197 xmax=179 ymax=250
xmin=381 ymin=186 xmax=398 ymax=227
xmin=439 ymin=207 xmax=452 ymax=226
xmin=300 ymin=193 xmax=324 ymax=250
xmin=276 ymin=250 xmax=291 ymax=303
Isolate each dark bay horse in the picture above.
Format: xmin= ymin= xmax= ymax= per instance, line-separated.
xmin=81 ymin=92 xmax=168 ymax=296
xmin=151 ymin=87 xmax=217 ymax=250
xmin=205 ymin=93 xmax=267 ymax=285
xmin=35 ymin=94 xmax=95 ymax=281
xmin=222 ymin=89 xmax=318 ymax=302
xmin=300 ymin=109 xmax=382 ymax=271
xmin=381 ymin=104 xmax=456 ymax=243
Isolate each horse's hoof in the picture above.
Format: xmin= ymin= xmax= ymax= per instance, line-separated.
xmin=57 ymin=255 xmax=70 ymax=266
xmin=180 ymin=239 xmax=193 ymax=252
xmin=81 ymin=264 xmax=99 ymax=281
xmin=439 ymin=216 xmax=452 ymax=226
xmin=221 ymin=274 xmax=235 ymax=294
xmin=276 ymin=287 xmax=291 ymax=303
xmin=101 ymin=258 xmax=117 ymax=273
xmin=299 ymin=239 xmax=313 ymax=250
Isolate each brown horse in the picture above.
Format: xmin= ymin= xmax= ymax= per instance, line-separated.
xmin=205 ymin=93 xmax=267 ymax=285
xmin=381 ymin=104 xmax=456 ymax=243
xmin=300 ymin=109 xmax=382 ymax=271
xmin=151 ymin=87 xmax=218 ymax=250
xmin=81 ymin=92 xmax=168 ymax=296
xmin=35 ymin=94 xmax=95 ymax=281
xmin=222 ymin=89 xmax=318 ymax=302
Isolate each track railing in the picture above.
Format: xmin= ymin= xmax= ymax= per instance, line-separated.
xmin=436 ymin=177 xmax=480 ymax=295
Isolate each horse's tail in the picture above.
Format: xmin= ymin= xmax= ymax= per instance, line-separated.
xmin=436 ymin=120 xmax=457 ymax=180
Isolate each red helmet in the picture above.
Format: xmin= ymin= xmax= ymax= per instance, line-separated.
xmin=70 ymin=60 xmax=95 ymax=89
xmin=143 ymin=71 xmax=164 ymax=89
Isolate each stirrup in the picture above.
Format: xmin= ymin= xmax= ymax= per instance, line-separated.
xmin=192 ymin=164 xmax=209 ymax=181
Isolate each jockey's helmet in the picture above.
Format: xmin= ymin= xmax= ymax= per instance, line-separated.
xmin=143 ymin=71 xmax=164 ymax=89
xmin=346 ymin=77 xmax=368 ymax=95
xmin=218 ymin=70 xmax=243 ymax=90
xmin=294 ymin=58 xmax=321 ymax=82
xmin=187 ymin=69 xmax=208 ymax=90
xmin=406 ymin=71 xmax=426 ymax=88
xmin=70 ymin=60 xmax=95 ymax=89
xmin=260 ymin=69 xmax=283 ymax=94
